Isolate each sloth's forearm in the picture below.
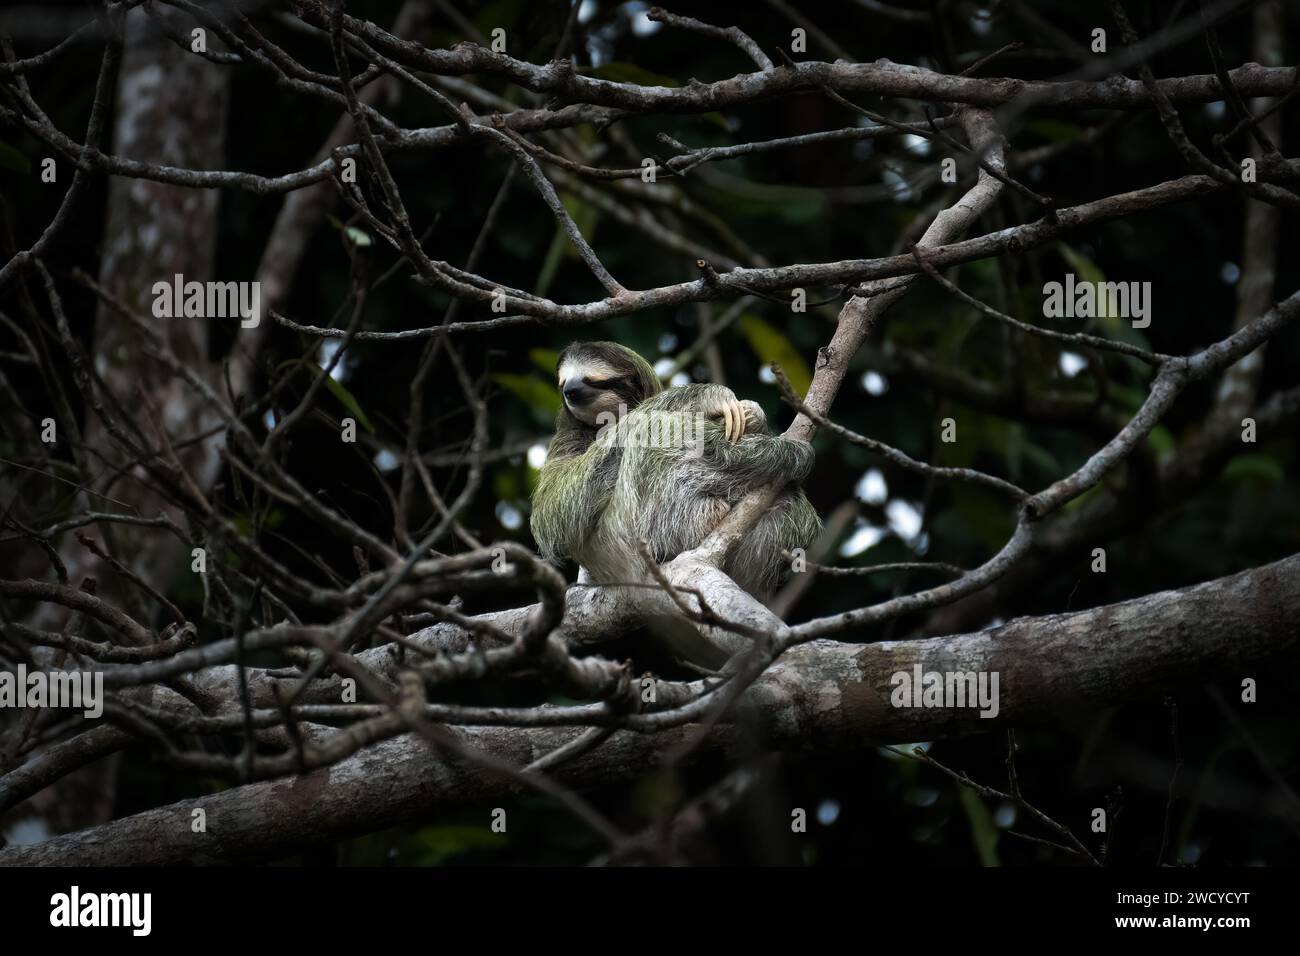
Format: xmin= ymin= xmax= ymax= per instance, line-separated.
xmin=715 ymin=434 xmax=815 ymax=489
xmin=531 ymin=455 xmax=596 ymax=560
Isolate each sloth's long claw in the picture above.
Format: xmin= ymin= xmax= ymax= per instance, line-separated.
xmin=709 ymin=393 xmax=746 ymax=442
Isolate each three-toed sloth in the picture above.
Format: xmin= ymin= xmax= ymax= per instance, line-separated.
xmin=531 ymin=341 xmax=821 ymax=602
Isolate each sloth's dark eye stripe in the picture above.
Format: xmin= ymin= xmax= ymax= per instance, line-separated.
xmin=583 ymin=376 xmax=628 ymax=388
xmin=611 ymin=380 xmax=645 ymax=404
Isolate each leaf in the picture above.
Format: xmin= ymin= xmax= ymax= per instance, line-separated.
xmin=563 ymin=193 xmax=598 ymax=257
xmin=959 ymin=258 xmax=1000 ymax=288
xmin=1055 ymin=244 xmax=1107 ymax=314
xmin=494 ymin=470 xmax=522 ymax=502
xmin=1055 ymin=242 xmax=1105 ymax=287
xmin=409 ymin=825 xmax=507 ymax=866
xmin=630 ymin=770 xmax=685 ymax=817
xmin=774 ymin=194 xmax=826 ymax=225
xmin=325 ymin=215 xmax=371 ymax=247
xmin=586 ymin=66 xmax=726 ymax=129
xmin=1063 ymin=483 xmax=1102 ymax=513
xmin=939 ymin=485 xmax=1016 ymax=550
xmin=535 ymin=194 xmax=597 ymax=296
xmin=553 ymin=193 xmax=598 ymax=264
xmin=1004 ymin=422 xmax=1024 ymax=480
xmin=1022 ymin=439 xmax=1062 ymax=477
xmin=588 ymin=62 xmax=680 ymax=88
xmin=935 ymin=311 xmax=978 ymax=363
xmin=473 ymin=0 xmax=522 ymax=37
xmin=1105 ymin=386 xmax=1169 ymax=434
xmin=534 ymin=229 xmax=567 ymax=297
xmin=1222 ymin=453 xmax=1284 ymax=485
xmin=957 ymin=786 xmax=1000 ymax=867
xmin=1027 ymin=119 xmax=1083 ymax=143
xmin=738 ymin=315 xmax=811 ymax=396
xmin=1107 ymin=384 xmax=1146 ymax=414
xmin=699 ymin=112 xmax=731 ymax=132
xmin=491 ymin=373 xmax=561 ymax=416
xmin=529 ymin=348 xmax=560 ymax=375
xmin=935 ymin=409 xmax=1008 ymax=472
xmin=1052 ymin=245 xmax=1157 ymax=351
xmin=324 ymin=376 xmax=375 ymax=433
xmin=0 ymin=139 xmax=31 ymax=175
xmin=1054 ymin=242 xmax=1119 ymax=326
xmin=1146 ymin=424 xmax=1174 ymax=457
xmin=270 ymin=357 xmax=373 ymax=433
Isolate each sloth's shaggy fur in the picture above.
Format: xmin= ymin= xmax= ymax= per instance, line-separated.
xmin=531 ymin=342 xmax=821 ymax=602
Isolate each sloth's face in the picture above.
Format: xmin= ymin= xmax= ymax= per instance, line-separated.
xmin=557 ymin=356 xmax=633 ymax=426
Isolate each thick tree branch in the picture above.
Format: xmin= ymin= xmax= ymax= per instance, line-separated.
xmin=3 ymin=552 xmax=1295 ymax=865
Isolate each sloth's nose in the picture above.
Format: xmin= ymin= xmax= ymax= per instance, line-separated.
xmin=563 ymin=380 xmax=595 ymax=403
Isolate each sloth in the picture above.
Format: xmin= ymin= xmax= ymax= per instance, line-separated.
xmin=531 ymin=341 xmax=821 ymax=608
